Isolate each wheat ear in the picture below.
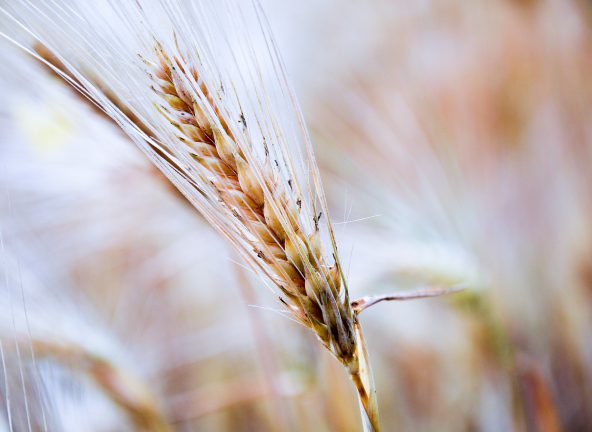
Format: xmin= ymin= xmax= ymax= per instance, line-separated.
xmin=150 ymin=45 xmax=380 ymax=430
xmin=10 ymin=339 xmax=169 ymax=431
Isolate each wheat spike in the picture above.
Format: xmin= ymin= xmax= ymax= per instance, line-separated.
xmin=152 ymin=45 xmax=357 ymax=365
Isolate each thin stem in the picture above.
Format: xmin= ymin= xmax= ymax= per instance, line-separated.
xmin=349 ymin=321 xmax=380 ymax=432
xmin=351 ymin=285 xmax=466 ymax=314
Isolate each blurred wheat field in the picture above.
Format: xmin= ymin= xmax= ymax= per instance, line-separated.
xmin=1 ymin=0 xmax=591 ymax=431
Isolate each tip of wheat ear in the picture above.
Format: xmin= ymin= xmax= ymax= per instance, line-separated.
xmin=150 ymin=45 xmax=357 ymax=364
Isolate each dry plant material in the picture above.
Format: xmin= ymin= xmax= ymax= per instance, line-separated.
xmin=151 ymin=46 xmax=352 ymax=360
xmin=32 ymin=42 xmax=191 ymax=207
xmin=352 ymin=286 xmax=466 ymax=314
xmin=516 ymin=354 xmax=561 ymax=432
xmin=148 ymin=45 xmax=379 ymax=429
xmin=31 ymin=341 xmax=170 ymax=431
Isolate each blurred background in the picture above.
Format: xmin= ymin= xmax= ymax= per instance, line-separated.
xmin=1 ymin=0 xmax=591 ymax=430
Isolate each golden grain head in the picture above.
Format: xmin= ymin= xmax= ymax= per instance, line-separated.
xmin=151 ymin=46 xmax=358 ymax=366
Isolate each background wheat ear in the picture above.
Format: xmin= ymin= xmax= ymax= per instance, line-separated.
xmin=0 ymin=247 xmax=170 ymax=431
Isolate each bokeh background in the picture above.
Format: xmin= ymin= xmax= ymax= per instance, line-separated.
xmin=1 ymin=0 xmax=591 ymax=430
